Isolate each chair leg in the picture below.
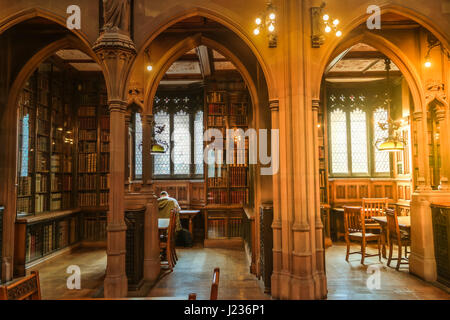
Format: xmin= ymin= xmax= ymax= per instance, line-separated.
xmin=360 ymin=240 xmax=366 ymax=265
xmin=396 ymin=244 xmax=402 ymax=271
xmin=387 ymin=241 xmax=393 ymax=267
xmin=345 ymin=238 xmax=350 ymax=261
xmin=377 ymin=238 xmax=381 ymax=261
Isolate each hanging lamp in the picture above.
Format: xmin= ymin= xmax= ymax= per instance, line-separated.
xmin=375 ymin=58 xmax=406 ymax=152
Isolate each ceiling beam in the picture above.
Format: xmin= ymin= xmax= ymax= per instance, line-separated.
xmin=162 ymin=74 xmax=204 ymax=80
xmin=325 ymin=48 xmax=350 ymax=75
xmin=341 ymin=51 xmax=387 ymax=60
xmin=325 ymin=70 xmax=402 ymax=79
xmin=196 ymin=45 xmax=211 ymax=78
xmin=361 ymin=59 xmax=382 ymax=73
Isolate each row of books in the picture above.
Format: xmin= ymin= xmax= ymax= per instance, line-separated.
xmin=18 ymin=90 xmax=33 ymax=107
xmin=100 ymin=142 xmax=110 ymax=153
xmin=37 ymin=91 xmax=48 ymax=106
xmin=78 ymin=153 xmax=97 ymax=172
xmin=50 ymin=193 xmax=62 ymax=211
xmin=51 ymin=155 xmax=61 ymax=172
xmin=35 ymin=174 xmax=48 ymax=193
xmin=79 ymin=192 xmax=97 ymax=207
xmin=79 ymin=141 xmax=97 ymax=153
xmin=207 ymin=190 xmax=229 ymax=204
xmin=207 ymin=103 xmax=226 ymax=114
xmin=18 ymin=177 xmax=32 ymax=196
xmin=229 ymin=166 xmax=247 ymax=187
xmin=78 ymin=174 xmax=97 ymax=190
xmin=229 ymin=103 xmax=247 ymax=115
xmin=78 ymin=106 xmax=96 ymax=117
xmin=100 ymin=154 xmax=110 ymax=172
xmin=207 ymin=92 xmax=226 ymax=103
xmin=100 ymin=116 xmax=110 ymax=130
xmin=37 ymin=119 xmax=49 ymax=135
xmin=83 ymin=217 xmax=107 ymax=241
xmin=207 ymin=115 xmax=225 ymax=126
xmin=230 ymin=189 xmax=248 ymax=205
xmin=79 ymin=117 xmax=97 ymax=130
xmin=319 ymin=170 xmax=327 ymax=188
xmin=228 ymin=218 xmax=242 ymax=238
xmin=207 ymin=218 xmax=227 ymax=238
xmin=36 ymin=152 xmax=49 ymax=172
xmin=63 ymin=158 xmax=73 ymax=172
xmin=37 ymin=107 xmax=49 ymax=121
xmin=79 ymin=129 xmax=97 ymax=141
xmin=100 ymin=192 xmax=109 ymax=206
xmin=35 ymin=194 xmax=48 ymax=213
xmin=207 ymin=176 xmax=228 ymax=188
xmin=100 ymin=175 xmax=110 ymax=189
xmin=320 ymin=189 xmax=327 ymax=204
xmin=17 ymin=197 xmax=33 ymax=214
xmin=229 ymin=115 xmax=247 ymax=126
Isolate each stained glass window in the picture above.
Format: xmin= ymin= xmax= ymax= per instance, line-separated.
xmin=134 ymin=113 xmax=143 ymax=178
xmin=173 ymin=110 xmax=191 ymax=175
xmin=373 ymin=108 xmax=390 ymax=173
xmin=20 ymin=114 xmax=30 ymax=177
xmin=194 ymin=111 xmax=204 ymax=175
xmin=350 ymin=108 xmax=368 ymax=173
xmin=153 ymin=110 xmax=171 ymax=175
xmin=330 ymin=108 xmax=348 ymax=173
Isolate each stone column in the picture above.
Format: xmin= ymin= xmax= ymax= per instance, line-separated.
xmin=141 ymin=114 xmax=160 ymax=281
xmin=93 ymin=32 xmax=136 ymax=298
xmin=269 ymin=99 xmax=283 ymax=298
xmin=412 ymin=111 xmax=430 ymax=191
xmin=435 ymin=107 xmax=449 ymax=190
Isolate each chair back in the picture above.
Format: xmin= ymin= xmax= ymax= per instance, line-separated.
xmin=188 ymin=293 xmax=197 ymax=300
xmin=343 ymin=206 xmax=364 ymax=235
xmin=167 ymin=209 xmax=176 ymax=247
xmin=210 ymin=268 xmax=220 ymax=300
xmin=362 ymin=198 xmax=388 ymax=218
xmin=385 ymin=208 xmax=401 ymax=243
xmin=0 ymin=271 xmax=41 ymax=300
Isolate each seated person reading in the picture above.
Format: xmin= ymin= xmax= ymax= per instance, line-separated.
xmin=157 ymin=191 xmax=192 ymax=247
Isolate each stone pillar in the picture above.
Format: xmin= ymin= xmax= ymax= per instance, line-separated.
xmin=141 ymin=114 xmax=160 ymax=281
xmin=413 ymin=111 xmax=431 ymax=191
xmin=435 ymin=107 xmax=449 ymax=190
xmin=269 ymin=99 xmax=282 ymax=298
xmin=93 ymin=31 xmax=136 ymax=298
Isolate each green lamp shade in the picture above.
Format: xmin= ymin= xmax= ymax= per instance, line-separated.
xmin=377 ymin=139 xmax=404 ymax=151
xmin=151 ymin=143 xmax=166 ymax=154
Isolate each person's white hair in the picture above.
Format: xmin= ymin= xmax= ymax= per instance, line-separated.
xmin=160 ymin=191 xmax=169 ymax=197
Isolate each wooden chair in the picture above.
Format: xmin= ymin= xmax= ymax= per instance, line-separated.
xmin=188 ymin=267 xmax=220 ymax=300
xmin=362 ymin=198 xmax=389 ymax=229
xmin=386 ymin=208 xmax=411 ymax=270
xmin=344 ymin=206 xmax=381 ymax=264
xmin=0 ymin=271 xmax=41 ymax=300
xmin=160 ymin=210 xmax=177 ymax=272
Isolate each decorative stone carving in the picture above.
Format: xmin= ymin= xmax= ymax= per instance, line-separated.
xmin=102 ymin=0 xmax=131 ymax=34
xmin=425 ymin=80 xmax=448 ymax=110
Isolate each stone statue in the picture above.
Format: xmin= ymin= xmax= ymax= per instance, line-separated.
xmin=102 ymin=0 xmax=131 ymax=33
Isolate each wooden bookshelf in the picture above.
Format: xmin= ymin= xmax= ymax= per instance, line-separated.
xmin=76 ymin=79 xmax=110 ymax=209
xmin=203 ymin=86 xmax=250 ymax=246
xmin=0 ymin=206 xmax=3 ymax=282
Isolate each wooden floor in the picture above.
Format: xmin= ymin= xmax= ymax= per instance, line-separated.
xmin=326 ymin=242 xmax=450 ymax=300
xmin=31 ymin=243 xmax=450 ymax=300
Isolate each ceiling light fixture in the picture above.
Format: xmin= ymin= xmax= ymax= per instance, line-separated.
xmin=423 ymin=33 xmax=450 ymax=68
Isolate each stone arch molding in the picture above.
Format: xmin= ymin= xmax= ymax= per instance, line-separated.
xmin=143 ymin=34 xmax=261 ymax=120
xmin=133 ymin=6 xmax=275 ymax=100
xmin=315 ymin=31 xmax=426 ymax=113
xmin=0 ymin=7 xmax=92 ymax=49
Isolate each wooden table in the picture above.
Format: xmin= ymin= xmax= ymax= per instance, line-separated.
xmin=372 ymin=216 xmax=411 ymax=259
xmin=179 ymin=210 xmax=200 ymax=235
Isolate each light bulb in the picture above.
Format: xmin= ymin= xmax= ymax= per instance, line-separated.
xmin=325 ymin=25 xmax=331 ymax=33
xmin=269 ymin=13 xmax=276 ymax=20
xmin=268 ymin=23 xmax=275 ymax=32
xmin=323 ymin=14 xmax=329 ymax=21
xmin=336 ymin=30 xmax=342 ymax=37
xmin=424 ymin=56 xmax=431 ymax=68
xmin=146 ymin=65 xmax=153 ymax=71
xmin=255 ymin=18 xmax=262 ymax=25
xmin=333 ymin=19 xmax=339 ymax=26
xmin=253 ymin=28 xmax=260 ymax=35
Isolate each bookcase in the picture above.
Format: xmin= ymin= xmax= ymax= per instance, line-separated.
xmin=76 ymin=80 xmax=110 ymax=209
xmin=203 ymin=85 xmax=250 ymax=247
xmin=17 ymin=62 xmax=75 ymax=216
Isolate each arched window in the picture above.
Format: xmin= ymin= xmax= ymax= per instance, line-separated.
xmin=134 ymin=113 xmax=143 ymax=179
xmin=152 ymin=93 xmax=204 ymax=178
xmin=327 ymin=88 xmax=391 ymax=177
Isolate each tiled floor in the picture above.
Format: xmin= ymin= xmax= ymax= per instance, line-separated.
xmin=326 ymin=243 xmax=450 ymax=300
xmin=32 ymin=243 xmax=450 ymax=300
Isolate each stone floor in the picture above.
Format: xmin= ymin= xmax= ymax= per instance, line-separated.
xmin=32 ymin=243 xmax=450 ymax=300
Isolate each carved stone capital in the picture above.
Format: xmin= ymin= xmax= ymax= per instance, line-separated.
xmin=269 ymin=99 xmax=279 ymax=112
xmin=312 ymin=99 xmax=320 ymax=112
xmin=109 ymin=100 xmax=128 ymax=113
xmin=413 ymin=111 xmax=423 ymax=121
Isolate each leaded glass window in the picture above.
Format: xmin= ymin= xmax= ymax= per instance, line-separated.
xmin=327 ymin=87 xmax=393 ymax=177
xmin=153 ymin=110 xmax=171 ymax=175
xmin=194 ymin=111 xmax=204 ymax=175
xmin=373 ymin=108 xmax=390 ymax=173
xmin=134 ymin=113 xmax=143 ymax=178
xmin=350 ymin=108 xmax=368 ymax=173
xmin=151 ymin=92 xmax=204 ymax=178
xmin=173 ymin=110 xmax=191 ymax=175
xmin=330 ymin=108 xmax=348 ymax=173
